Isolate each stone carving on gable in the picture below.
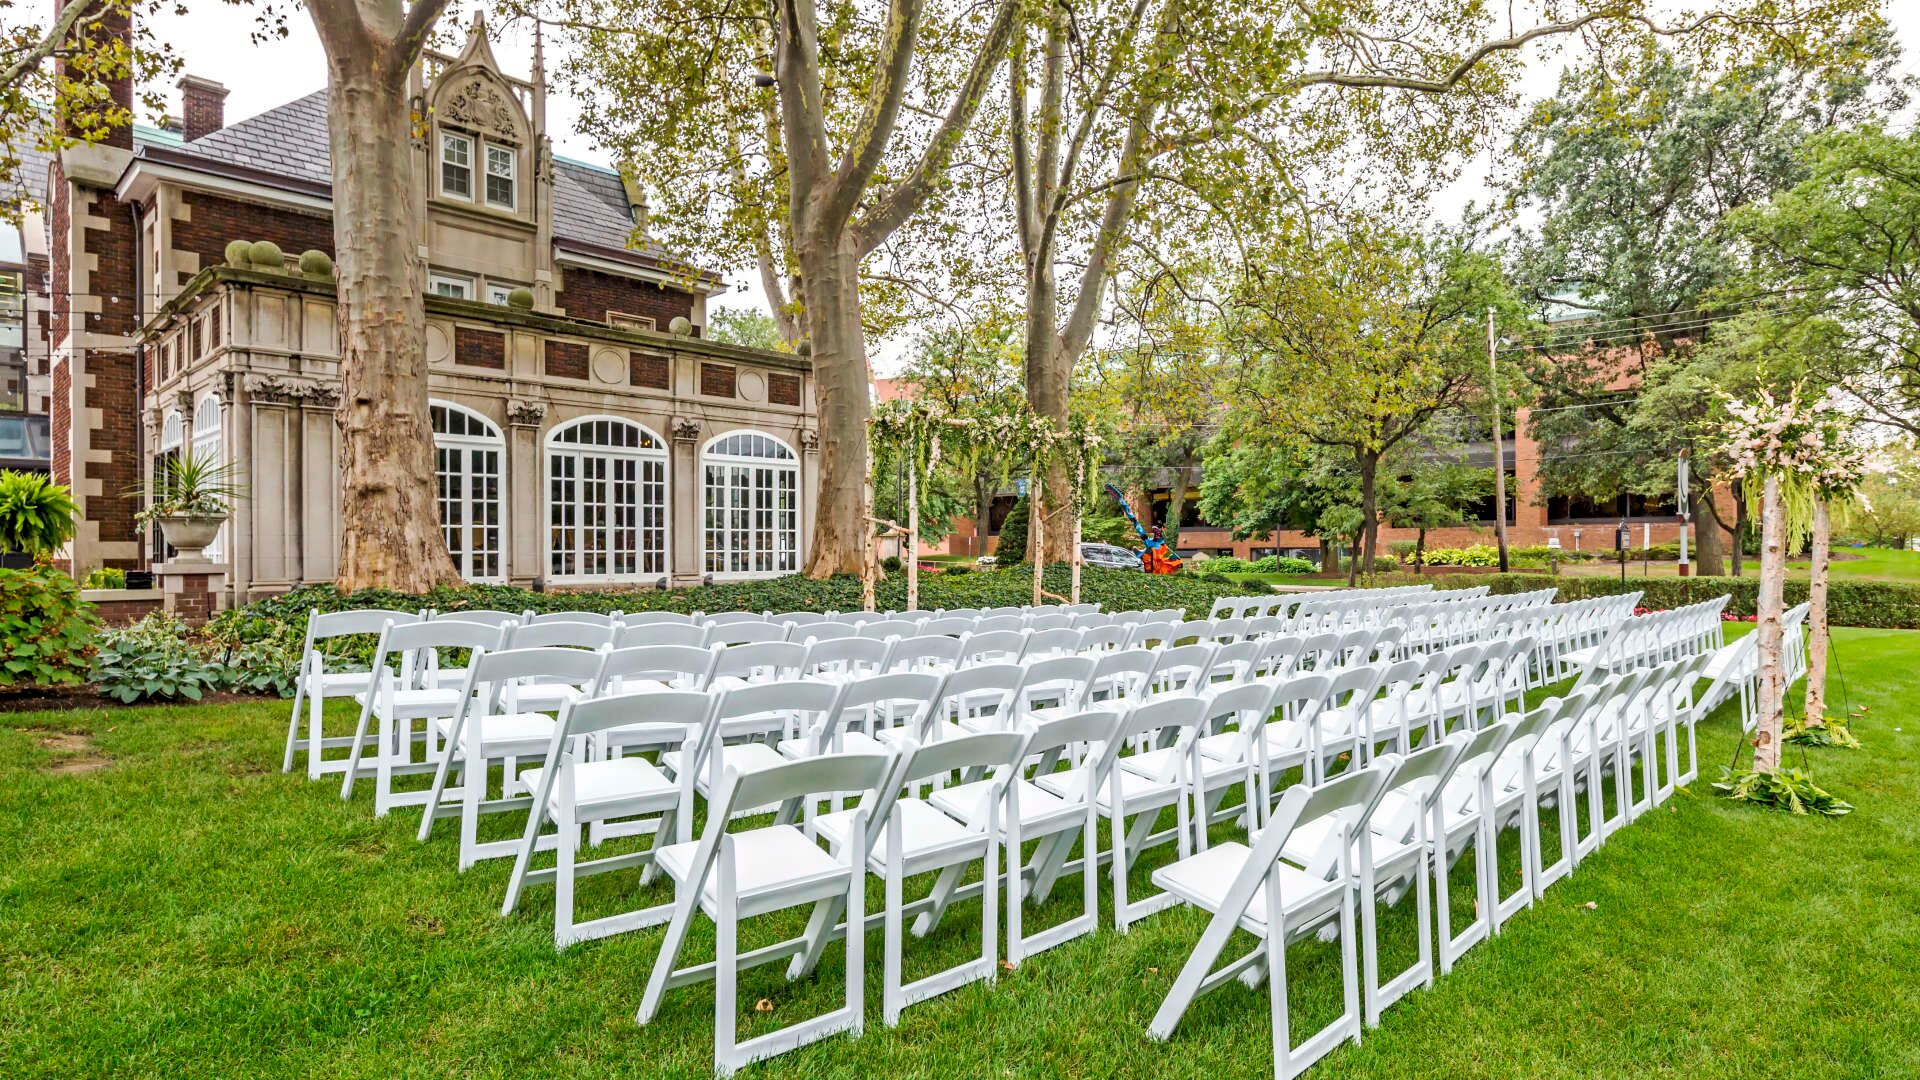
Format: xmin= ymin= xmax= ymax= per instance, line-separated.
xmin=441 ymin=73 xmax=521 ymax=142
xmin=799 ymin=428 xmax=820 ymax=453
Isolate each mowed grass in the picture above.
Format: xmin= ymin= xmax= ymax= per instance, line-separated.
xmin=4 ymin=629 xmax=1920 ymax=1078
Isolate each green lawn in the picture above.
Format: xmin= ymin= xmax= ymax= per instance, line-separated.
xmin=5 ymin=630 xmax=1919 ymax=1078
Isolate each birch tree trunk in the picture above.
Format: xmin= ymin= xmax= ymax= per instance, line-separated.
xmin=1803 ymin=497 xmax=1832 ymax=724
xmin=1752 ymin=474 xmax=1788 ymax=772
xmin=1031 ymin=480 xmax=1046 ymax=607
xmin=310 ymin=0 xmax=461 ymax=593
xmin=905 ymin=461 xmax=920 ymax=612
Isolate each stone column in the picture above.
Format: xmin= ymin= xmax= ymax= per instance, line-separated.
xmin=506 ymin=399 xmax=546 ymax=587
xmin=800 ymin=427 xmax=820 ymax=569
xmin=158 ymin=555 xmax=227 ymax=624
xmin=670 ymin=416 xmax=703 ymax=586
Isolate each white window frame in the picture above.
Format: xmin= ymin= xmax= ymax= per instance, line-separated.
xmin=431 ymin=400 xmax=507 ymax=583
xmin=440 ymin=131 xmax=473 ymax=201
xmin=429 ymin=272 xmax=473 ymax=300
xmin=485 ymin=282 xmax=522 ymax=306
xmin=190 ymin=393 xmax=225 ymax=561
xmin=545 ymin=416 xmax=670 ymax=583
xmin=702 ymin=430 xmax=800 ymax=579
xmin=484 ymin=143 xmax=517 ymax=210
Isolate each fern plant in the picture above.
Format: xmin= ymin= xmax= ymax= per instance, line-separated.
xmin=1713 ymin=766 xmax=1854 ymax=816
xmin=0 ymin=471 xmax=80 ymax=558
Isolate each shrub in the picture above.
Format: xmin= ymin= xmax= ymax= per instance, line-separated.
xmin=944 ymin=564 xmax=971 ymax=576
xmin=1423 ymin=572 xmax=1920 ymax=629
xmin=995 ymin=498 xmax=1031 ymax=567
xmin=1421 ymin=545 xmax=1500 ymax=567
xmin=0 ymin=567 xmax=98 ymax=688
xmin=92 ymin=613 xmax=227 ymax=703
xmin=1387 ymin=540 xmax=1419 ymax=560
xmin=83 ymin=566 xmax=127 ymax=589
xmin=881 ymin=555 xmax=903 ymax=573
xmin=1204 ymin=556 xmax=1247 ymax=573
xmin=0 ymin=471 xmax=80 ymax=557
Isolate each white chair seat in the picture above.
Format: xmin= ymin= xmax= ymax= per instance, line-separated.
xmin=1034 ymin=764 xmax=1180 ymax=812
xmin=1120 ymin=745 xmax=1243 ymax=785
xmin=655 ymin=826 xmax=848 ymax=915
xmin=1376 ymin=785 xmax=1478 ymax=838
xmin=1564 ymin=646 xmax=1601 ymax=669
xmin=775 ymin=729 xmax=888 ymax=759
xmin=435 ymin=711 xmax=556 ymax=753
xmin=506 ymin=683 xmax=582 ymax=713
xmin=353 ymin=687 xmax=461 ymax=715
xmin=816 ymin=799 xmax=982 ymax=872
xmin=314 ymin=670 xmax=376 ymax=694
xmin=1153 ymin=841 xmax=1343 ymax=927
xmin=522 ymin=757 xmax=675 ymax=815
xmin=1196 ymin=722 xmax=1307 ymax=764
xmin=1279 ymin=814 xmax=1420 ymax=872
xmin=660 ymin=740 xmax=788 ymax=781
xmin=929 ymin=777 xmax=1074 ymax=832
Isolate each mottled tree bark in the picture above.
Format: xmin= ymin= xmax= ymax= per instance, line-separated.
xmin=1752 ymin=475 xmax=1787 ymax=772
xmin=796 ymin=243 xmax=873 ymax=577
xmin=309 ymin=0 xmax=461 ymax=593
xmin=1691 ymin=483 xmax=1725 ymax=577
xmin=1803 ymin=497 xmax=1832 ymax=724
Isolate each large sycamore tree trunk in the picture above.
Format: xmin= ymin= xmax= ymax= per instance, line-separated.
xmin=769 ymin=0 xmax=1016 ymax=577
xmin=1752 ymin=474 xmax=1788 ymax=772
xmin=309 ymin=0 xmax=460 ymax=593
xmin=1803 ymin=497 xmax=1832 ymax=723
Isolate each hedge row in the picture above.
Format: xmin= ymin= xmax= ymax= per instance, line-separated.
xmin=235 ymin=566 xmax=1271 ymax=627
xmin=1428 ymin=572 xmax=1920 ymax=629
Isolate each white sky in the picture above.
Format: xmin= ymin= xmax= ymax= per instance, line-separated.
xmin=43 ymin=1 xmax=1920 ymax=369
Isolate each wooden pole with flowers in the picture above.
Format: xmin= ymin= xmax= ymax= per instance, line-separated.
xmin=1713 ymin=385 xmax=1864 ymax=808
xmin=869 ymin=400 xmax=973 ymax=612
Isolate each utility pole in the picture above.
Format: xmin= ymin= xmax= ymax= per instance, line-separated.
xmin=1487 ymin=307 xmax=1511 ymax=572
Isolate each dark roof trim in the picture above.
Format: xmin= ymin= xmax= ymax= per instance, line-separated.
xmin=135 ymin=144 xmax=333 ymax=199
xmin=145 ymin=265 xmax=810 ymax=372
xmin=552 ymin=236 xmax=723 ymax=284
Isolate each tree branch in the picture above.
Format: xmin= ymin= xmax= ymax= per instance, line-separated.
xmin=824 ymin=0 xmax=925 ymax=231
xmin=0 ymin=0 xmax=107 ymax=95
xmin=390 ymin=0 xmax=455 ymax=75
xmin=855 ymin=0 xmax=1017 ymax=255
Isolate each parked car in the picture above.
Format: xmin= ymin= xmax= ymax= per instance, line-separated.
xmin=1080 ymin=542 xmax=1143 ymax=571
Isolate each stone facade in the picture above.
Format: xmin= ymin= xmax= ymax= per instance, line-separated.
xmin=24 ymin=14 xmax=815 ymax=604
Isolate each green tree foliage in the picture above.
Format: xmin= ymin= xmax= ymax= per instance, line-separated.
xmin=1224 ymin=219 xmax=1520 ymax=575
xmin=994 ymin=497 xmax=1030 ymax=567
xmin=1729 ymin=126 xmax=1920 ymax=436
xmin=896 ymin=316 xmax=1027 ymax=553
xmin=1854 ymin=442 xmax=1920 ymax=549
xmin=1506 ymin=41 xmax=1906 ymax=569
xmin=705 ymin=306 xmax=788 ymax=352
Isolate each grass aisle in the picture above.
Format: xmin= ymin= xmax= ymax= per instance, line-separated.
xmin=3 ymin=629 xmax=1918 ymax=1078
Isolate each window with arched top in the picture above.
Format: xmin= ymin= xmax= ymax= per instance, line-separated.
xmin=431 ymin=401 xmax=505 ymax=582
xmin=152 ymin=410 xmax=186 ymax=562
xmin=191 ymin=395 xmax=225 ymax=560
xmin=546 ymin=416 xmax=668 ymax=580
xmin=702 ymin=430 xmax=799 ymax=577
xmin=160 ymin=410 xmax=184 ymax=453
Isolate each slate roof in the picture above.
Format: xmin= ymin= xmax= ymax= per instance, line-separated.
xmin=151 ymin=87 xmax=688 ymax=269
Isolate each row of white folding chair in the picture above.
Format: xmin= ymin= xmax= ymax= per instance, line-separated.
xmin=1571 ymin=596 xmax=1730 ymax=677
xmin=1149 ymin=649 xmax=1717 ymax=1078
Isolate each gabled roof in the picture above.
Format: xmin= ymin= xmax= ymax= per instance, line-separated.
xmin=143 ymin=87 xmax=695 ymax=272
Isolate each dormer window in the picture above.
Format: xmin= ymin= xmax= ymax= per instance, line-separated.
xmin=441 ymin=132 xmax=473 ymax=199
xmin=485 ymin=145 xmax=516 ymax=209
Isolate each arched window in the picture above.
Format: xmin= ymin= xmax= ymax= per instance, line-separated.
xmin=191 ymin=395 xmax=224 ymax=560
xmin=546 ymin=416 xmax=668 ymax=580
xmin=431 ymin=401 xmax=505 ymax=582
xmin=160 ymin=410 xmax=184 ymax=454
xmin=152 ymin=410 xmax=185 ymax=562
xmin=702 ymin=430 xmax=798 ymax=577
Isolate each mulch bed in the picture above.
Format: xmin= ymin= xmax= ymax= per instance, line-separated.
xmin=0 ymin=686 xmax=269 ymax=714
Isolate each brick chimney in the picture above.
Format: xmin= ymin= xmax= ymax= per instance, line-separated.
xmin=178 ymin=75 xmax=229 ymax=141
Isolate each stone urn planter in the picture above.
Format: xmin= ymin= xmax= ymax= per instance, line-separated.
xmin=158 ymin=514 xmax=225 ymax=560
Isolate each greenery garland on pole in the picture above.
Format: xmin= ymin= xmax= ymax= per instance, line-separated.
xmin=869 ymin=399 xmax=1104 ymax=609
xmin=1711 ymin=383 xmax=1865 ymax=815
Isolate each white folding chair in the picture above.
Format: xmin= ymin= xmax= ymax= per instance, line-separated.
xmin=502 ymin=689 xmax=714 ymax=946
xmin=416 ymin=646 xmax=608 ymax=869
xmin=339 ymin=617 xmax=506 ymax=817
xmin=1147 ymin=763 xmax=1399 ymax=1080
xmin=817 ymin=730 xmax=1027 ymax=1025
xmin=282 ymin=607 xmax=424 ymax=778
xmin=637 ymin=751 xmax=895 ymax=1075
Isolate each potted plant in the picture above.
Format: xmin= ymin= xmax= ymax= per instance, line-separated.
xmin=133 ymin=451 xmax=246 ymax=560
xmin=0 ymin=470 xmax=80 ymax=567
